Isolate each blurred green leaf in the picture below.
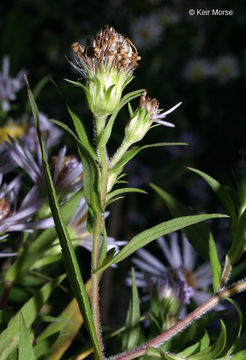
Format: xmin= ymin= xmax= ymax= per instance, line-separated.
xmin=18 ymin=312 xmax=36 ymax=360
xmin=150 ymin=183 xmax=222 ymax=260
xmin=209 ymin=233 xmax=222 ymax=292
xmin=226 ymin=298 xmax=243 ymax=355
xmin=188 ymin=167 xmax=237 ymax=235
xmin=95 ymin=213 xmax=227 ymax=273
xmin=227 ymin=208 xmax=246 ymax=264
xmin=122 ymin=268 xmax=140 ymax=351
xmin=0 ymin=275 xmax=65 ymax=360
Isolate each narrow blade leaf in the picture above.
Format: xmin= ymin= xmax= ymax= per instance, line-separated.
xmin=95 ymin=213 xmax=227 ymax=273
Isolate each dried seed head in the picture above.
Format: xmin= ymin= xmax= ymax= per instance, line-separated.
xmin=71 ymin=25 xmax=141 ymax=76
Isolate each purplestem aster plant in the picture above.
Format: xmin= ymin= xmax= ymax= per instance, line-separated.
xmin=10 ymin=24 xmax=246 ymax=360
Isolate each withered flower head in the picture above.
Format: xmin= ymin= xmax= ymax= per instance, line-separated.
xmin=71 ymin=25 xmax=141 ymax=77
xmin=70 ymin=26 xmax=141 ymax=119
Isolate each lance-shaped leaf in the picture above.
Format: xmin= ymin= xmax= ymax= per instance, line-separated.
xmin=150 ymin=183 xmax=221 ymax=260
xmin=188 ymin=167 xmax=237 ymax=235
xmin=106 ymin=187 xmax=147 ymax=205
xmin=122 ymin=268 xmax=140 ymax=351
xmin=95 ymin=213 xmax=227 ymax=273
xmin=0 ymin=275 xmax=65 ymax=360
xmin=35 ymin=280 xmax=91 ymax=360
xmin=110 ymin=143 xmax=187 ymax=173
xmin=18 ymin=312 xmax=36 ymax=360
xmin=25 ymin=77 xmax=102 ymax=359
xmin=209 ymin=233 xmax=222 ymax=292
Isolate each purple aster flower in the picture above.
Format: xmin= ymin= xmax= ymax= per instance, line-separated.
xmin=0 ymin=113 xmax=63 ymax=174
xmin=126 ymin=233 xmax=213 ymax=308
xmin=68 ymin=196 xmax=126 ymax=253
xmin=0 ymin=56 xmax=26 ymax=112
xmin=0 ymin=173 xmax=46 ymax=237
xmin=3 ymin=139 xmax=82 ymax=204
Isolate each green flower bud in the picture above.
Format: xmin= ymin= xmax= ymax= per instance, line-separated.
xmin=124 ymin=91 xmax=180 ymax=146
xmin=71 ymin=26 xmax=141 ymax=118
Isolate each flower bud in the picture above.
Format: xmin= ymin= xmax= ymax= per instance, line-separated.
xmin=124 ymin=92 xmax=181 ymax=146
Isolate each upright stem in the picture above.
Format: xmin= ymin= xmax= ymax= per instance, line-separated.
xmin=91 ymin=116 xmax=109 ymax=359
xmin=111 ymin=279 xmax=246 ymax=360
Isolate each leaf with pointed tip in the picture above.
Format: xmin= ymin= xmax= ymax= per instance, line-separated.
xmin=36 ymin=281 xmax=91 ymax=360
xmin=209 ymin=233 xmax=222 ymax=292
xmin=178 ymin=331 xmax=209 ymax=357
xmin=18 ymin=312 xmax=36 ymax=360
xmin=0 ymin=275 xmax=65 ymax=360
xmin=25 ymin=79 xmax=102 ymax=359
xmin=226 ymin=298 xmax=243 ymax=355
xmin=122 ymin=268 xmax=140 ymax=351
xmin=188 ymin=167 xmax=237 ymax=235
xmin=150 ymin=183 xmax=218 ymax=260
xmin=111 ymin=143 xmax=187 ymax=172
xmin=106 ymin=187 xmax=147 ymax=204
xmin=95 ymin=213 xmax=227 ymax=273
xmin=97 ymin=89 xmax=145 ymax=147
xmin=65 ymin=79 xmax=93 ymax=105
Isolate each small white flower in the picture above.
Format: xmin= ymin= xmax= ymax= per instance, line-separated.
xmin=130 ymin=14 xmax=163 ymax=50
xmin=183 ymin=59 xmax=213 ymax=81
xmin=213 ymin=55 xmax=240 ymax=83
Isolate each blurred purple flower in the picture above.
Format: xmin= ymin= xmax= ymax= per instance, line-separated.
xmin=0 ymin=56 xmax=26 ymax=112
xmin=127 ymin=233 xmax=213 ymax=308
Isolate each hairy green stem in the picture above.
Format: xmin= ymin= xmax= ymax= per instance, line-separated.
xmin=111 ymin=279 xmax=246 ymax=360
xmin=91 ymin=120 xmax=109 ymax=359
xmin=110 ymin=139 xmax=130 ymax=168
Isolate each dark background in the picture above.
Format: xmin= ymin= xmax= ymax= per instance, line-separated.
xmin=1 ymin=0 xmax=245 ymax=340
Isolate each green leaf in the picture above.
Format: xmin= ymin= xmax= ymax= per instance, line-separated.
xmin=209 ymin=233 xmax=222 ymax=292
xmin=51 ymin=119 xmax=98 ymax=162
xmin=106 ymin=187 xmax=147 ymax=204
xmin=190 ymin=320 xmax=226 ymax=359
xmin=65 ymin=79 xmax=93 ymax=106
xmin=122 ymin=268 xmax=140 ymax=351
xmin=226 ymin=298 xmax=243 ymax=355
xmin=95 ymin=213 xmax=227 ymax=273
xmin=150 ymin=183 xmax=219 ymax=260
xmin=51 ymin=118 xmax=101 ymax=212
xmin=0 ymin=275 xmax=65 ymax=360
xmin=18 ymin=312 xmax=36 ymax=360
xmin=178 ymin=331 xmax=209 ymax=356
xmin=98 ymin=89 xmax=145 ymax=147
xmin=188 ymin=167 xmax=237 ymax=235
xmin=162 ymin=311 xmax=225 ymax=353
xmin=25 ymin=78 xmax=102 ymax=359
xmin=231 ymin=350 xmax=246 ymax=360
xmin=34 ymin=333 xmax=60 ymax=359
xmin=227 ymin=208 xmax=246 ymax=264
xmin=5 ymin=190 xmax=82 ymax=284
xmin=111 ymin=143 xmax=187 ymax=173
xmin=35 ymin=284 xmax=90 ymax=360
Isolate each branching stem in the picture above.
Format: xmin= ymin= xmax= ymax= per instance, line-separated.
xmin=111 ymin=279 xmax=246 ymax=360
